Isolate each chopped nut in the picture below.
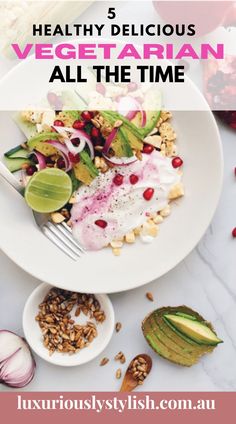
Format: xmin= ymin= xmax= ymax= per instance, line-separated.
xmin=144 ymin=135 xmax=162 ymax=149
xmin=95 ymin=156 xmax=101 ymax=168
xmin=113 ymin=248 xmax=121 ymax=256
xmin=115 ymin=351 xmax=126 ymax=364
xmin=116 ymin=369 xmax=122 ymax=379
xmin=110 ymin=240 xmax=123 ymax=249
xmin=69 ymin=196 xmax=77 ymax=204
xmin=160 ymin=205 xmax=171 ymax=217
xmin=100 ymin=357 xmax=109 ymax=366
xmin=153 ymin=214 xmax=164 ymax=224
xmin=114 ymin=119 xmax=123 ymax=128
xmin=168 ymin=183 xmax=185 ymax=200
xmin=146 ymin=292 xmax=154 ymax=302
xmin=115 ymin=322 xmax=122 ymax=333
xmin=51 ymin=212 xmax=65 ymax=224
xmin=125 ymin=232 xmax=135 ymax=244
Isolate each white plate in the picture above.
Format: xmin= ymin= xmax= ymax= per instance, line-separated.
xmin=23 ymin=283 xmax=115 ymax=366
xmin=0 ymin=69 xmax=223 ymax=293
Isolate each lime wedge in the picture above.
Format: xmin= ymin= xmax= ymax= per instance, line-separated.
xmin=25 ymin=168 xmax=72 ymax=213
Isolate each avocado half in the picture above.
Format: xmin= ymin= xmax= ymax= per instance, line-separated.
xmin=142 ymin=306 xmax=223 ymax=367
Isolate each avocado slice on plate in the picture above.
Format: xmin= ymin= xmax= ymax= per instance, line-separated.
xmin=164 ymin=314 xmax=223 ymax=346
xmin=139 ymin=87 xmax=162 ymax=137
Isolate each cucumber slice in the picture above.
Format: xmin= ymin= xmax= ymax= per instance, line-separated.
xmin=4 ymin=156 xmax=31 ymax=173
xmin=5 ymin=146 xmax=29 ymax=159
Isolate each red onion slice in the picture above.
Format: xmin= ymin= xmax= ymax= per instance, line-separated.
xmin=103 ymin=154 xmax=137 ymax=167
xmin=45 ymin=140 xmax=72 ymax=172
xmin=32 ymin=151 xmax=47 ymax=170
xmin=0 ymin=330 xmax=35 ymax=388
xmin=65 ymin=138 xmax=86 ymax=156
xmin=118 ymin=96 xmax=146 ymax=128
xmin=52 ymin=125 xmax=76 ymax=135
xmin=102 ymin=128 xmax=118 ymax=155
xmin=70 ymin=130 xmax=95 ymax=160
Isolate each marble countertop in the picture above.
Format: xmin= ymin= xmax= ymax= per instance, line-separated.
xmin=0 ymin=0 xmax=236 ymax=392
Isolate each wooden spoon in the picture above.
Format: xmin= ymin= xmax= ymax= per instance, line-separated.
xmin=120 ymin=354 xmax=152 ymax=392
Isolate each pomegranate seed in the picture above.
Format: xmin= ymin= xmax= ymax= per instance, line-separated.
xmin=73 ymin=120 xmax=85 ymax=130
xmin=113 ymin=174 xmax=124 ymax=186
xmin=53 ymin=120 xmax=64 ymax=127
xmin=68 ymin=152 xmax=80 ymax=164
xmin=234 ymin=167 xmax=236 ymax=177
xmin=91 ymin=127 xmax=100 ymax=139
xmin=143 ymin=144 xmax=154 ymax=154
xmin=96 ymin=83 xmax=106 ymax=96
xmin=143 ymin=188 xmax=154 ymax=201
xmin=81 ymin=111 xmax=93 ymax=122
xmin=45 ymin=156 xmax=54 ymax=164
xmin=95 ymin=219 xmax=107 ymax=229
xmin=128 ymin=82 xmax=138 ymax=92
xmin=129 ymin=174 xmax=139 ymax=185
xmin=71 ymin=138 xmax=81 ymax=147
xmin=57 ymin=157 xmax=66 ymax=169
xmin=232 ymin=228 xmax=236 ymax=238
xmin=26 ymin=165 xmax=37 ymax=176
xmin=172 ymin=157 xmax=183 ymax=168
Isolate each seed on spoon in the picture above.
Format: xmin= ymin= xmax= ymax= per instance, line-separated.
xmin=120 ymin=354 xmax=152 ymax=392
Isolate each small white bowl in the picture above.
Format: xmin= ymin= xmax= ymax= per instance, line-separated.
xmin=23 ymin=283 xmax=115 ymax=367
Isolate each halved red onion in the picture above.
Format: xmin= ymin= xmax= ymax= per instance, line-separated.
xmin=45 ymin=140 xmax=72 ymax=172
xmin=0 ymin=330 xmax=35 ymax=388
xmin=31 ymin=151 xmax=46 ymax=170
xmin=102 ymin=128 xmax=118 ymax=155
xmin=103 ymin=153 xmax=137 ymax=167
xmin=70 ymin=130 xmax=94 ymax=160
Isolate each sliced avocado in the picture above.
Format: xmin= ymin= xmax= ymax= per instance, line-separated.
xmin=27 ymin=132 xmax=60 ymax=150
xmin=69 ymin=169 xmax=82 ymax=192
xmin=79 ymin=150 xmax=99 ymax=179
xmin=122 ymin=126 xmax=143 ymax=151
xmin=164 ymin=314 xmax=223 ymax=346
xmin=101 ymin=112 xmax=136 ymax=157
xmin=13 ymin=112 xmax=37 ymax=139
xmin=73 ymin=162 xmax=94 ymax=185
xmin=4 ymin=146 xmax=29 ymax=159
xmin=140 ymin=87 xmax=162 ymax=137
xmin=4 ymin=156 xmax=31 ymax=173
xmin=111 ymin=128 xmax=133 ymax=158
xmin=142 ymin=306 xmax=222 ymax=367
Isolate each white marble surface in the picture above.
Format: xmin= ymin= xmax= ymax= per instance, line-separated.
xmin=1 ymin=0 xmax=236 ymax=392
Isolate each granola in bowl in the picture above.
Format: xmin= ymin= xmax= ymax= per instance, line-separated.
xmin=4 ymin=84 xmax=184 ymax=256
